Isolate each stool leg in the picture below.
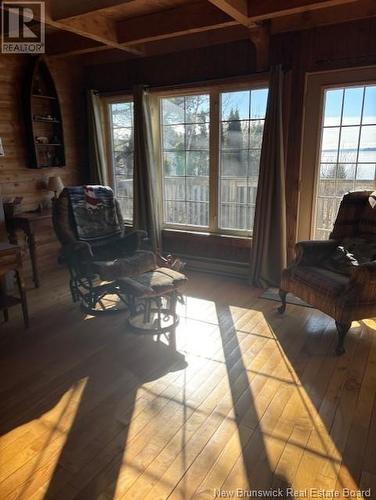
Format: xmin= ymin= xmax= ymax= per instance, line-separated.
xmin=278 ymin=289 xmax=287 ymax=314
xmin=157 ymin=297 xmax=162 ymax=331
xmin=169 ymin=292 xmax=177 ymax=351
xmin=169 ymin=329 xmax=177 ymax=351
xmin=130 ymin=295 xmax=134 ymax=316
xmin=143 ymin=299 xmax=151 ymax=324
xmin=15 ymin=271 xmax=29 ymax=329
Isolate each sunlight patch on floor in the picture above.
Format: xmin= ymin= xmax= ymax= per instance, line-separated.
xmin=245 ymin=315 xmax=358 ymax=494
xmin=11 ymin=378 xmax=88 ymax=500
xmin=177 ymin=296 xmax=218 ymax=324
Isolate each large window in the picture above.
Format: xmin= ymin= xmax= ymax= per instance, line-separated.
xmin=220 ymin=89 xmax=268 ymax=231
xmin=161 ymin=95 xmax=210 ymax=227
xmin=315 ymin=84 xmax=376 ymax=239
xmin=108 ymin=100 xmax=134 ymax=223
xmin=160 ymin=86 xmax=268 ymax=234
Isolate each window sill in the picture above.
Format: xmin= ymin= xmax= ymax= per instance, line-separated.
xmin=162 ymin=228 xmax=252 ymax=245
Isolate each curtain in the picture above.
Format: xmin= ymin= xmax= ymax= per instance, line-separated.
xmin=133 ymin=85 xmax=163 ymax=253
xmin=87 ymin=89 xmax=108 ymax=185
xmin=250 ymin=65 xmax=287 ymax=288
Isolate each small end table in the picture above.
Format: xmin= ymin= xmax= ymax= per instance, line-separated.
xmin=0 ymin=242 xmax=29 ymax=328
xmin=6 ymin=209 xmax=52 ymax=288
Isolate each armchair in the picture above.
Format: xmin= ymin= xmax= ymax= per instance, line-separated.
xmin=52 ymin=185 xmax=156 ymax=312
xmin=279 ymin=191 xmax=376 ymax=355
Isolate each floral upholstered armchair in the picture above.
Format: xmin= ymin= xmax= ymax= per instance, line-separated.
xmin=52 ymin=185 xmax=156 ymax=311
xmin=279 ymin=191 xmax=376 ymax=355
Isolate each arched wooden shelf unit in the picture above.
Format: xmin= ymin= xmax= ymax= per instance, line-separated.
xmin=24 ymin=57 xmax=66 ymax=169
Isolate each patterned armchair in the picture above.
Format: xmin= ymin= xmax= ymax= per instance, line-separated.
xmin=52 ymin=185 xmax=156 ymax=311
xmin=279 ymin=191 xmax=376 ymax=355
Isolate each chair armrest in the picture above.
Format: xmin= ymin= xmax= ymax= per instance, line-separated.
xmin=294 ymin=240 xmax=338 ymax=266
xmin=123 ymin=228 xmax=148 ymax=250
xmin=58 ymin=241 xmax=94 ymax=276
xmin=348 ymin=261 xmax=376 ymax=300
xmin=61 ymin=241 xmax=93 ymax=262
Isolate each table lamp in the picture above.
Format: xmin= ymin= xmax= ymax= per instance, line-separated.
xmin=47 ymin=176 xmax=64 ymax=200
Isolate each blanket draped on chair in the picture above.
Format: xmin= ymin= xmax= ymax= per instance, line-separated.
xmin=66 ymin=185 xmax=122 ymax=243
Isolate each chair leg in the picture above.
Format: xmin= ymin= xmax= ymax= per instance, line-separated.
xmin=69 ymin=278 xmax=79 ymax=303
xmin=3 ymin=309 xmax=9 ymax=322
xmin=335 ymin=321 xmax=351 ymax=356
xmin=15 ymin=271 xmax=29 ymax=329
xmin=278 ymin=289 xmax=287 ymax=314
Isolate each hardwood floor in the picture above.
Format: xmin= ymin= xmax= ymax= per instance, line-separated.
xmin=1 ymin=269 xmax=376 ymax=500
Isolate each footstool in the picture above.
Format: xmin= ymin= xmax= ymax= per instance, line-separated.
xmin=117 ymin=267 xmax=187 ymax=349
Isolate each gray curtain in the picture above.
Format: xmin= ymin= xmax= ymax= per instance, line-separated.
xmin=250 ymin=65 xmax=287 ymax=287
xmin=87 ymin=89 xmax=108 ymax=185
xmin=133 ymin=86 xmax=163 ymax=253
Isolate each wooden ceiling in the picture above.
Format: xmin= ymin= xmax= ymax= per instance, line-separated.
xmin=6 ymin=0 xmax=376 ymax=64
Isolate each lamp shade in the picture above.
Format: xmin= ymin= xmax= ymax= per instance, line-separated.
xmin=47 ymin=176 xmax=64 ymax=194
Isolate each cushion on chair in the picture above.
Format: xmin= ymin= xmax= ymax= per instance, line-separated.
xmin=117 ymin=268 xmax=187 ymax=298
xmin=289 ymin=266 xmax=350 ymax=297
xmin=153 ymin=267 xmax=188 ymax=286
xmin=92 ymin=250 xmax=157 ymax=281
xmin=321 ymin=237 xmax=376 ymax=275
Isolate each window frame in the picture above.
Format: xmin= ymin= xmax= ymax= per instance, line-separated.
xmin=102 ymin=94 xmax=135 ymax=226
xmin=156 ymin=79 xmax=269 ymax=237
xmin=299 ymin=67 xmax=376 ymax=241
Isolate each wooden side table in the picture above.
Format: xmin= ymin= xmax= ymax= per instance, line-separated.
xmin=6 ymin=210 xmax=53 ymax=288
xmin=0 ymin=242 xmax=29 ymax=328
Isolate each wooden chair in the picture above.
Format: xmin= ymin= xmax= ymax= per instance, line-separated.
xmin=0 ymin=242 xmax=29 ymax=328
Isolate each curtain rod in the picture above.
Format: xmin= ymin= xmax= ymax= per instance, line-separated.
xmin=98 ymin=70 xmax=272 ymax=97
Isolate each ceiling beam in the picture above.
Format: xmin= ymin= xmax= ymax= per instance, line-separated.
xmin=49 ymin=2 xmax=237 ymax=57
xmin=271 ymin=0 xmax=376 ymax=33
xmin=116 ymin=3 xmax=237 ymax=45
xmin=249 ymin=24 xmax=270 ymax=71
xmin=207 ymin=0 xmax=251 ymax=27
xmin=76 ymin=25 xmax=250 ymax=65
xmin=46 ymin=17 xmax=143 ymax=56
xmin=23 ymin=0 xmax=143 ymax=56
xmin=248 ymin=0 xmax=360 ymax=22
xmin=47 ymin=32 xmax=104 ymax=57
xmin=51 ymin=0 xmax=135 ymax=21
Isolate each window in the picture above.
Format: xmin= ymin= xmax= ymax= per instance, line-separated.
xmin=160 ymin=86 xmax=268 ymax=234
xmin=161 ymin=95 xmax=210 ymax=227
xmin=299 ymin=69 xmax=376 ymax=242
xmin=219 ymin=89 xmax=268 ymax=231
xmin=315 ymin=84 xmax=376 ymax=239
xmin=108 ymin=100 xmax=134 ymax=223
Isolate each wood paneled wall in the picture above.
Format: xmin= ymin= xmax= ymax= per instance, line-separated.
xmin=85 ymin=40 xmax=256 ymax=92
xmin=85 ymin=17 xmax=376 ymax=266
xmin=0 ymin=55 xmax=86 ymax=279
